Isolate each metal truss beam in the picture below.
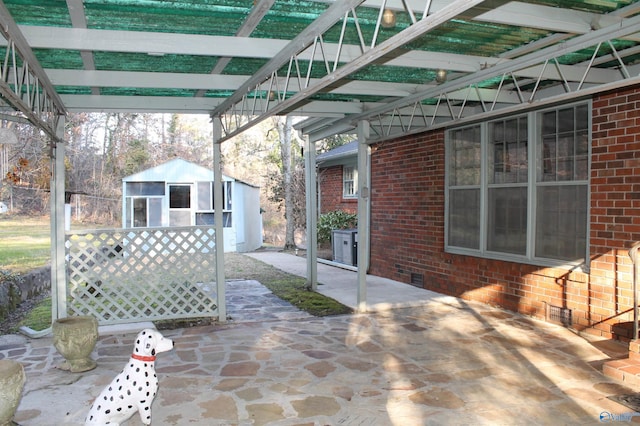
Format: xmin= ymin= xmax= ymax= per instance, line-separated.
xmin=337 ymin=12 xmax=640 ymax=142
xmin=210 ymin=0 xmax=365 ymax=131
xmin=0 ymin=1 xmax=66 ymax=141
xmin=0 ymin=50 xmax=64 ymax=141
xmin=212 ymin=0 xmax=484 ymax=144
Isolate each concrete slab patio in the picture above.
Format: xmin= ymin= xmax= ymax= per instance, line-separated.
xmin=246 ymin=251 xmax=458 ymax=311
xmin=1 ymin=251 xmax=638 ymax=425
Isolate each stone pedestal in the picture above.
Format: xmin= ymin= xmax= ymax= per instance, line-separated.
xmin=0 ymin=360 xmax=25 ymax=426
xmin=52 ymin=315 xmax=98 ymax=373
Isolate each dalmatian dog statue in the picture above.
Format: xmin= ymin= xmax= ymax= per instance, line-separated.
xmin=85 ymin=329 xmax=174 ymax=426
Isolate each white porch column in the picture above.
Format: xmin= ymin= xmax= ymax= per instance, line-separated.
xmin=50 ymin=116 xmax=66 ymax=320
xmin=357 ymin=120 xmax=371 ymax=313
xmin=212 ymin=116 xmax=226 ymax=322
xmin=304 ymin=134 xmax=318 ymax=290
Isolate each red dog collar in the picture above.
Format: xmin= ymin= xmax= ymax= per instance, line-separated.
xmin=131 ymin=354 xmax=156 ymax=362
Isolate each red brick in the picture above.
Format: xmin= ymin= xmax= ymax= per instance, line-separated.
xmin=337 ymin=84 xmax=640 ymax=339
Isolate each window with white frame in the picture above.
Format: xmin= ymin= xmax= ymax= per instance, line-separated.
xmin=168 ymin=184 xmax=192 ymax=227
xmin=195 ymin=181 xmax=233 ymax=227
xmin=445 ymin=102 xmax=590 ymax=267
xmin=343 ymin=165 xmax=357 ymax=198
xmin=125 ymin=181 xmax=164 ymax=228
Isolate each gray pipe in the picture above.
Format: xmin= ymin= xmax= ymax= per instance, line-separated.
xmin=628 ymin=242 xmax=640 ymax=339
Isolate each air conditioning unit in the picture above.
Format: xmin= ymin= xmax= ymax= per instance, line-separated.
xmin=332 ymin=229 xmax=358 ymax=266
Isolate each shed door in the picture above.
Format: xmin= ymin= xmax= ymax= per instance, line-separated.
xmin=169 ymin=184 xmax=192 ymax=226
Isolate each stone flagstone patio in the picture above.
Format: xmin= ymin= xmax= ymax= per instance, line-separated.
xmin=1 ymin=277 xmax=638 ymax=425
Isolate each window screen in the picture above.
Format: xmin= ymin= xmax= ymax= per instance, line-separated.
xmin=169 ymin=185 xmax=190 ymax=209
xmin=126 ymin=182 xmax=164 ymax=196
xmin=445 ymin=102 xmax=589 ymax=266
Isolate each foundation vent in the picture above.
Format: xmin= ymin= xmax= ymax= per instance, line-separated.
xmin=410 ymin=273 xmax=424 ymax=288
xmin=545 ymin=302 xmax=572 ymax=327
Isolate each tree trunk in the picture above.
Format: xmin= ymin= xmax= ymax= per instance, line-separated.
xmin=278 ymin=116 xmax=296 ymax=250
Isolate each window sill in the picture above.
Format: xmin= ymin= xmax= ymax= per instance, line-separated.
xmin=445 ymin=247 xmax=588 ymax=273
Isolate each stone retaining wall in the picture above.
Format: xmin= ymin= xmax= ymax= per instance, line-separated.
xmin=0 ymin=267 xmax=50 ymax=319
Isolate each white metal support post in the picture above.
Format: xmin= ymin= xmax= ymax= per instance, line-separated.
xmin=51 ymin=116 xmax=66 ymax=320
xmin=212 ymin=117 xmax=226 ymax=322
xmin=304 ymin=134 xmax=318 ymax=290
xmin=356 ymin=120 xmax=371 ymax=313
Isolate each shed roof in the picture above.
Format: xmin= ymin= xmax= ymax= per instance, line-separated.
xmin=122 ymin=158 xmax=231 ymax=183
xmin=0 ymin=1 xmax=639 ymax=143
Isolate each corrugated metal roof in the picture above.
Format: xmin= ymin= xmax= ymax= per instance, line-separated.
xmin=123 ymin=158 xmax=220 ymax=182
xmin=122 ymin=157 xmax=253 ymax=185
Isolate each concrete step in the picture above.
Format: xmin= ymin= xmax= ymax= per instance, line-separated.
xmin=604 ymin=358 xmax=640 ymax=388
xmin=603 ymin=339 xmax=640 ymax=387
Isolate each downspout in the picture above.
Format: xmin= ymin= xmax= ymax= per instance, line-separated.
xmin=366 ymin=138 xmax=371 ymax=274
xmin=629 ymin=242 xmax=640 ymax=340
xmin=316 ymin=168 xmax=323 ymax=221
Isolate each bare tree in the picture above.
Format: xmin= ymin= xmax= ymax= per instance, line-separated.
xmin=1 ymin=111 xmax=307 ymax=241
xmin=263 ymin=116 xmax=306 ymax=249
xmin=1 ymin=121 xmax=51 ymax=213
xmin=277 ymin=116 xmax=296 ymax=249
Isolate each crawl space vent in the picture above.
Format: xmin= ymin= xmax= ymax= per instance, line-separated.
xmin=545 ymin=302 xmax=572 ymax=327
xmin=410 ymin=273 xmax=424 ymax=288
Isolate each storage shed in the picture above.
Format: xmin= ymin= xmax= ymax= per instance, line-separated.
xmin=122 ymin=158 xmax=262 ymax=253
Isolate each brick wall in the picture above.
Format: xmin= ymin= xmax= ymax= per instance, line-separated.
xmin=589 ymin=85 xmax=640 ymax=338
xmin=318 ymin=165 xmax=357 ymax=214
xmin=366 ymin=85 xmax=640 ymax=339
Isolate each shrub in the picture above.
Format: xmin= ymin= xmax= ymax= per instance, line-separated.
xmin=317 ymin=211 xmax=357 ymax=244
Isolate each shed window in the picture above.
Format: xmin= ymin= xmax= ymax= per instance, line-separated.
xmin=125 ymin=181 xmax=165 ymax=228
xmin=169 ymin=185 xmax=190 ymax=209
xmin=126 ymin=181 xmax=164 ymax=196
xmin=126 ymin=196 xmax=162 ymax=228
xmin=445 ymin=102 xmax=590 ymax=267
xmin=196 ymin=181 xmax=232 ymax=211
xmin=196 ymin=181 xmax=232 ymax=227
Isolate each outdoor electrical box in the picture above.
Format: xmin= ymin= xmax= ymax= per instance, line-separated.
xmin=332 ymin=229 xmax=358 ymax=266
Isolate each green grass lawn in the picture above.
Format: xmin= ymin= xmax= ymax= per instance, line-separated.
xmin=18 ymin=297 xmax=52 ymax=331
xmin=0 ymin=216 xmax=51 ymax=273
xmin=0 ymin=215 xmax=117 ymax=273
xmin=2 ymin=215 xmax=352 ymax=332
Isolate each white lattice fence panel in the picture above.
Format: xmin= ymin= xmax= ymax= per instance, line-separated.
xmin=66 ymin=226 xmax=218 ymax=325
